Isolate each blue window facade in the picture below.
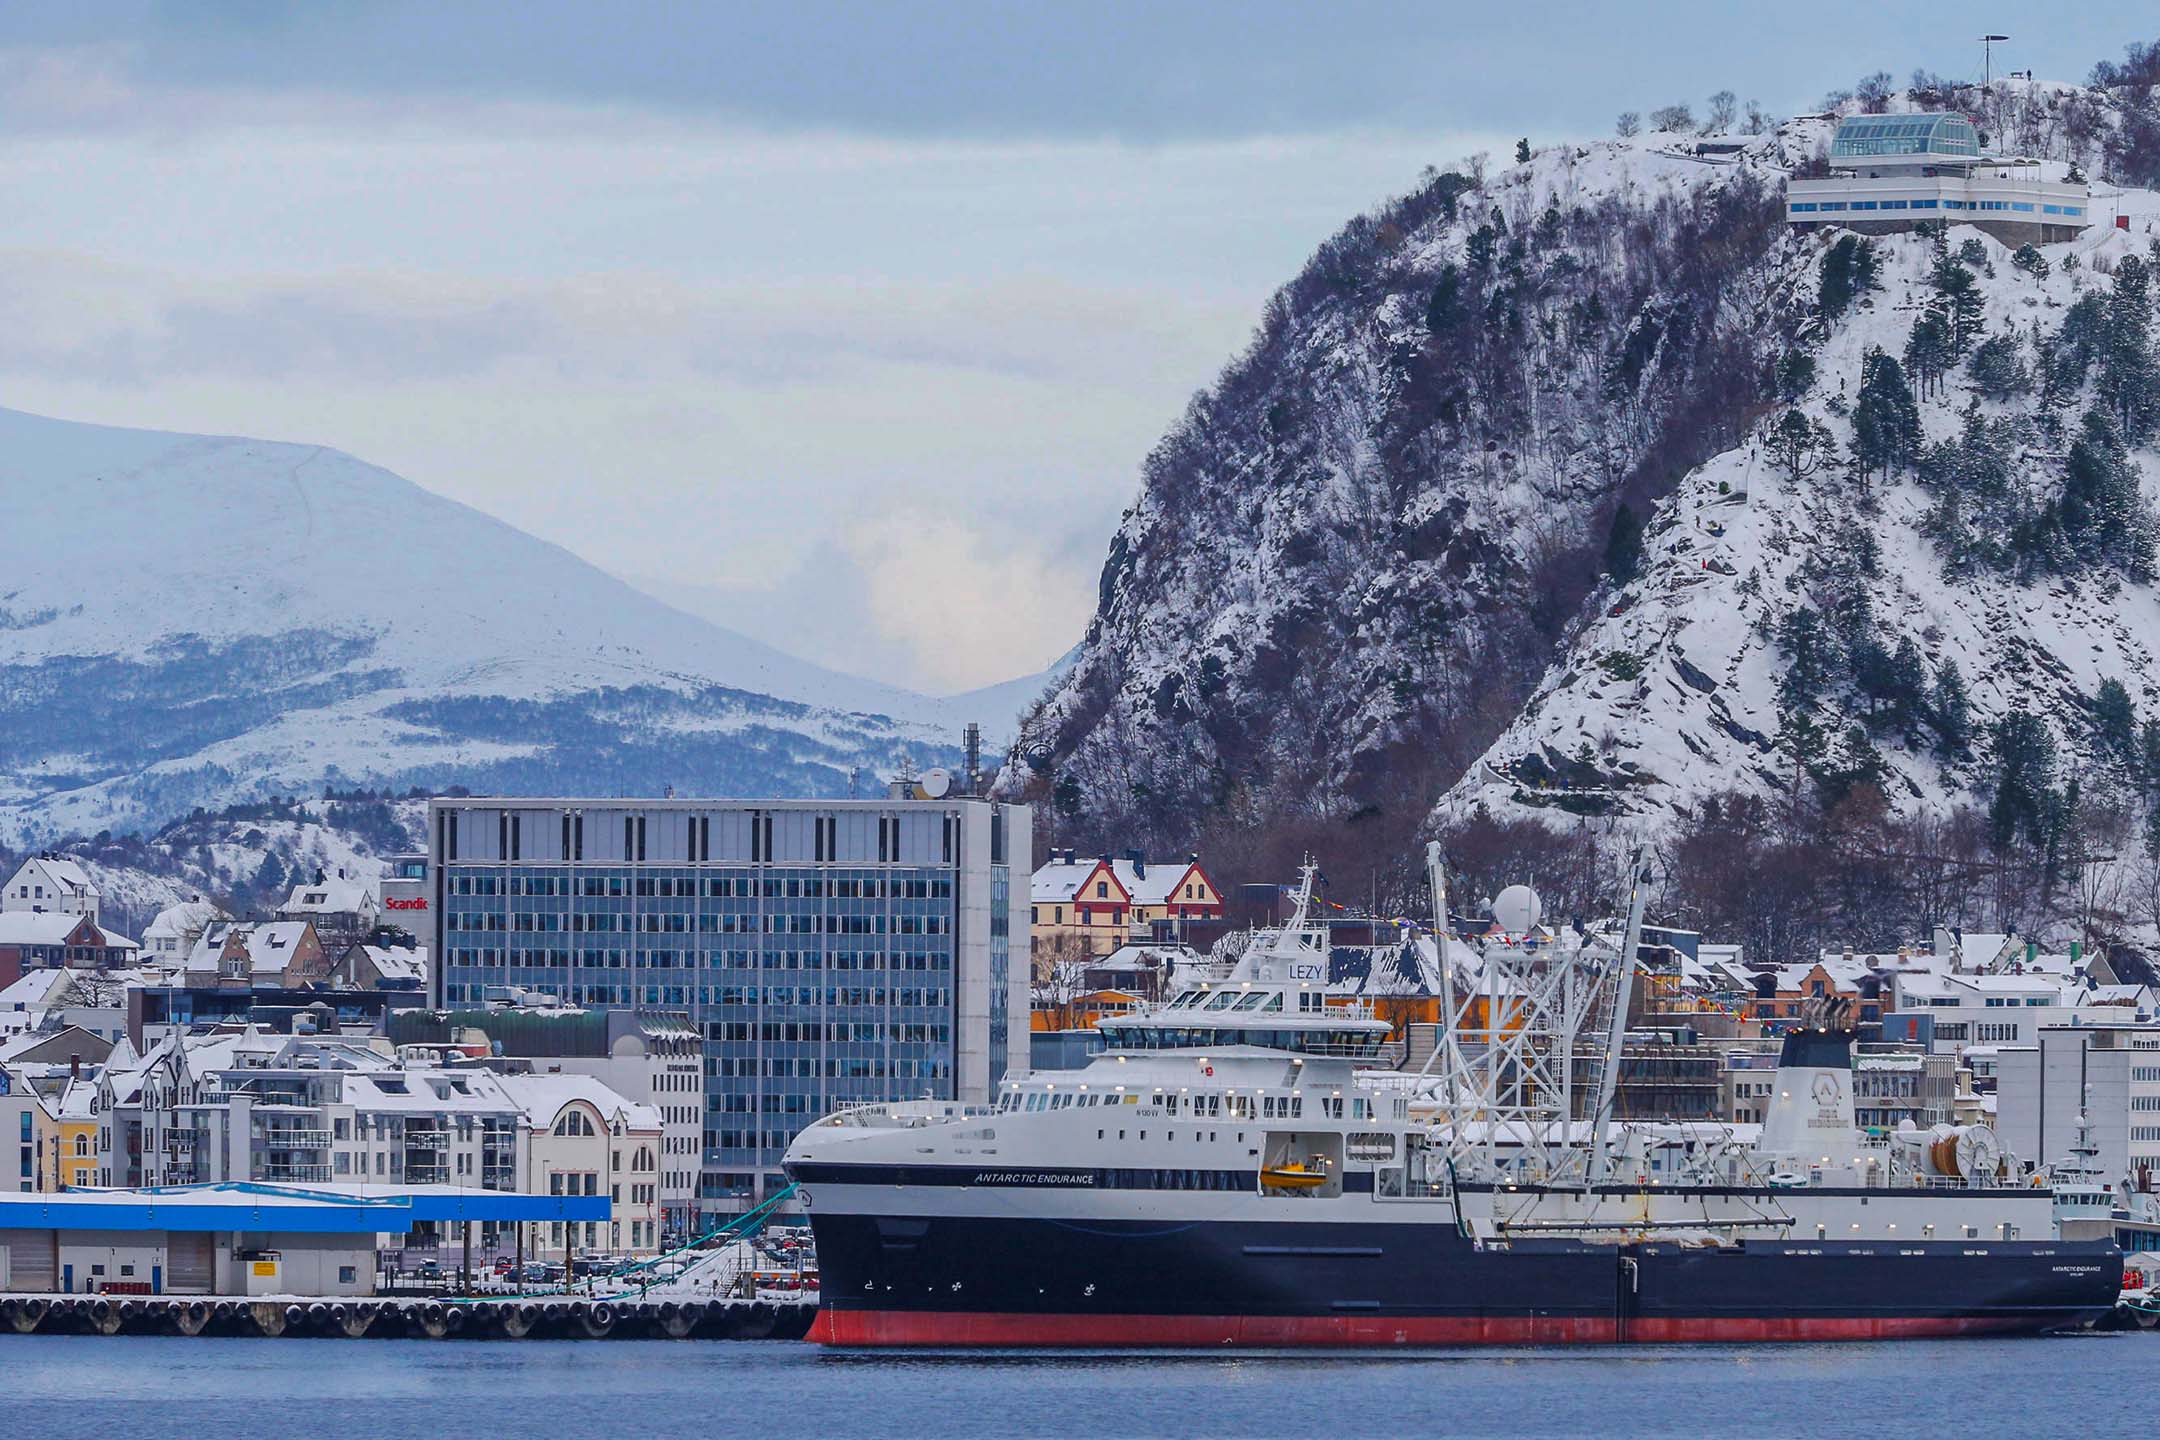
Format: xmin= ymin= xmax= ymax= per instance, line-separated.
xmin=435 ymin=799 xmax=1027 ymax=1216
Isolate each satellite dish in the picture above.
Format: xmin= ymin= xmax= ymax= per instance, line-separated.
xmin=1491 ymin=884 xmax=1542 ymax=935
xmin=919 ymin=768 xmax=953 ymax=800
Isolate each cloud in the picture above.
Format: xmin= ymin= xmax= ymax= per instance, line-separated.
xmin=0 ymin=48 xmax=1511 ymax=691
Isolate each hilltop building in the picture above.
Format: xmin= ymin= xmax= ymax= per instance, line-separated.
xmin=1786 ymin=112 xmax=2089 ymax=245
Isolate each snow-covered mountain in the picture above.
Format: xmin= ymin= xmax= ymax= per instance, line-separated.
xmin=0 ymin=406 xmax=974 ymax=842
xmin=1010 ymin=67 xmax=2160 ymax=866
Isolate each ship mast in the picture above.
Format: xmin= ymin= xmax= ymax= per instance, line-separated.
xmin=1589 ymin=846 xmax=1653 ymax=1185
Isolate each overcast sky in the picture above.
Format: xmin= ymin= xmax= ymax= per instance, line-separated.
xmin=1 ymin=4 xmax=2153 ymax=692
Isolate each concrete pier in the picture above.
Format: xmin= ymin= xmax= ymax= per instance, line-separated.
xmin=0 ymin=1292 xmax=815 ymax=1341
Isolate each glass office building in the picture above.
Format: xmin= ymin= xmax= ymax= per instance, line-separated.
xmin=428 ymin=796 xmax=1030 ymax=1213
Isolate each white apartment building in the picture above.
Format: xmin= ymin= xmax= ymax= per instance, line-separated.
xmin=125 ymin=1031 xmax=522 ymax=1196
xmin=500 ymin=1072 xmax=664 ymax=1255
xmin=2 ymin=857 xmax=101 ymax=924
xmin=1995 ymin=1023 xmax=2160 ymax=1186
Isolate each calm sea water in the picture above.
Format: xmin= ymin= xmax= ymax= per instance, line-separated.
xmin=0 ymin=1333 xmax=2136 ymax=1438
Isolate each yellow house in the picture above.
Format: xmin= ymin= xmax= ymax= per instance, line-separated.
xmin=1030 ymin=851 xmax=1224 ymax=961
xmin=57 ymin=1078 xmax=98 ymax=1190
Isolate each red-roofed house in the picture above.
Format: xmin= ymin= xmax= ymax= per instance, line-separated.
xmin=1030 ymin=851 xmax=1223 ymax=959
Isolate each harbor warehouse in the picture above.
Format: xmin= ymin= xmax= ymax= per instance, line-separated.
xmin=429 ymin=797 xmax=1031 ymax=1216
xmin=0 ymin=1184 xmax=607 ymax=1296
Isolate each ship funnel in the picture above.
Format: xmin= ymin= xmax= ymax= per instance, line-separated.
xmin=1759 ymin=995 xmax=1863 ymax=1168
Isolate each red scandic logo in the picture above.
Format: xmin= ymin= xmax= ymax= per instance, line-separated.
xmin=383 ymin=897 xmax=429 ymax=911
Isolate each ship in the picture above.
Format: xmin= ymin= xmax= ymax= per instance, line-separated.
xmin=784 ymin=850 xmax=2122 ymax=1346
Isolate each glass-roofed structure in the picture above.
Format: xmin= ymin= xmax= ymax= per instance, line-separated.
xmin=1828 ymin=113 xmax=1981 ymax=166
xmin=1786 ymin=111 xmax=2090 ymax=244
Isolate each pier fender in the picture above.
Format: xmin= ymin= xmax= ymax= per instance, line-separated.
xmin=284 ymin=1306 xmax=306 ymax=1333
xmin=657 ymin=1303 xmax=696 ymax=1339
xmin=729 ymin=1303 xmax=778 ymax=1341
xmin=335 ymin=1305 xmax=374 ymax=1340
xmin=173 ymin=1302 xmax=212 ymax=1336
xmin=417 ymin=1304 xmax=451 ymax=1341
xmin=8 ymin=1299 xmax=43 ymax=1334
xmin=442 ymin=1306 xmax=468 ymax=1335
xmin=577 ymin=1303 xmax=616 ymax=1339
xmin=496 ymin=1306 xmax=535 ymax=1339
xmin=249 ymin=1303 xmax=287 ymax=1337
xmin=307 ymin=1303 xmax=330 ymax=1331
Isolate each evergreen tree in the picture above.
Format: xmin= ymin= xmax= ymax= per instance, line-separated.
xmin=2095 ymin=255 xmax=2156 ymax=439
xmin=2094 ymin=677 xmax=2139 ymax=763
xmin=1903 ymin=308 xmax=1956 ymax=398
xmin=1816 ymin=724 xmax=1889 ymax=808
xmin=1765 ymin=408 xmax=1832 ymax=483
xmin=1776 ymin=349 xmax=1817 ymax=402
xmin=1602 ymin=502 xmax=1645 ymax=584
xmin=1515 ymin=137 xmax=1532 ymax=164
xmin=1425 ymin=264 xmax=1464 ymax=332
xmin=2010 ymin=244 xmax=2051 ymax=280
xmin=1930 ymin=658 xmax=1972 ymax=758
xmin=255 ymin=852 xmax=288 ymax=900
xmin=1777 ymin=606 xmax=1831 ymax=712
xmin=1819 ymin=235 xmax=1881 ymax=321
xmin=1966 ymin=333 xmax=2031 ymax=400
xmin=1883 ymin=634 xmax=1929 ymax=738
xmin=1851 ymin=348 xmax=1922 ymax=482
xmin=1928 ymin=252 xmax=1986 ymax=354
xmin=2143 ymin=719 xmax=2160 ymax=793
xmin=2059 ymin=409 xmax=2155 ymax=578
xmin=1988 ymin=708 xmax=2060 ymax=852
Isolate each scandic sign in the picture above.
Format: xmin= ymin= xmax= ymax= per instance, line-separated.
xmin=383 ymin=897 xmax=429 ymax=911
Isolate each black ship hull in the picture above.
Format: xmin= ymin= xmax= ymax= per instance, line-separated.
xmin=802 ymin=1211 xmax=2122 ymax=1347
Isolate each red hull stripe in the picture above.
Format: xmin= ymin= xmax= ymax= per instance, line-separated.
xmin=809 ymin=1309 xmax=2038 ymax=1347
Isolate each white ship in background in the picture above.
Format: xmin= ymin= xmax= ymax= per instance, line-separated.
xmin=1104 ymin=850 xmax=2060 ymax=1244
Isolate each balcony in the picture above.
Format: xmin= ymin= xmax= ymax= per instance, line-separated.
xmin=404 ymin=1130 xmax=450 ymax=1151
xmin=260 ymin=1162 xmax=333 ymax=1183
xmin=258 ymin=1127 xmax=332 ymax=1149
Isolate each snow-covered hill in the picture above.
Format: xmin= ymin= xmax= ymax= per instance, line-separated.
xmin=1443 ymin=199 xmax=2160 ymax=827
xmin=1010 ymin=66 xmax=2160 ymax=865
xmin=0 ymin=406 xmax=973 ymax=842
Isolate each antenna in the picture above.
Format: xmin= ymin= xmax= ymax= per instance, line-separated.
xmin=962 ymin=723 xmax=983 ymax=795
xmin=1979 ymin=34 xmax=2008 ymax=89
